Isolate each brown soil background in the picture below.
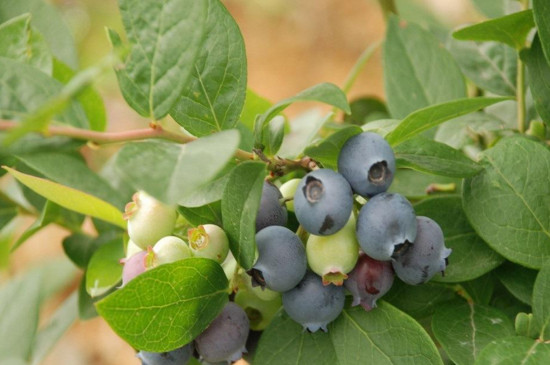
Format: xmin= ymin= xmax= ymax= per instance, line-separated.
xmin=3 ymin=0 xmax=480 ymax=364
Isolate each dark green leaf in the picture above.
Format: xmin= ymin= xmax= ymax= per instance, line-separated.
xmin=0 ymin=13 xmax=51 ymax=74
xmin=221 ymin=161 xmax=266 ymax=269
xmin=448 ymin=38 xmax=516 ymax=96
xmin=344 ymin=97 xmax=389 ymax=125
xmin=114 ymin=0 xmax=207 ymax=119
xmin=395 ymin=136 xmax=483 ymax=178
xmin=522 ymin=35 xmax=550 ymax=128
xmin=533 ymin=259 xmax=550 ymax=339
xmin=515 ymin=313 xmax=539 ymax=339
xmin=78 ymin=274 xmax=98 ymax=320
xmin=475 ymin=336 xmax=550 ymax=364
xmin=462 ymin=137 xmax=550 ymax=269
xmin=384 ymin=16 xmax=466 ymax=119
xmin=171 ymin=0 xmax=247 ymax=136
xmin=461 ymin=273 xmax=496 ymax=305
xmin=453 ymin=10 xmax=535 ymax=50
xmin=533 ymin=0 xmax=550 ymax=65
xmin=262 ymin=116 xmax=285 ymax=156
xmin=414 ymin=196 xmax=504 ymax=282
xmin=63 ymin=232 xmax=121 ymax=269
xmin=96 ymin=258 xmax=228 ymax=352
xmin=178 ymin=201 xmax=222 ymax=227
xmin=388 ymin=169 xmax=461 ymax=201
xmin=0 ymin=0 xmax=77 ymax=68
xmin=432 ymin=300 xmax=514 ymax=365
xmin=52 ymin=59 xmax=106 ymax=132
xmin=386 ymin=97 xmax=511 ymax=146
xmin=384 ymin=280 xmax=458 ymax=319
xmin=278 ymin=111 xmax=332 ymax=159
xmin=114 ymin=130 xmax=240 ymax=205
xmin=497 ymin=261 xmax=538 ymax=306
xmin=304 ymin=126 xmax=363 ymax=169
xmin=491 ymin=281 xmax=532 ymax=321
xmin=86 ymin=237 xmax=124 ymax=297
xmin=0 ymin=195 xmax=17 ymax=229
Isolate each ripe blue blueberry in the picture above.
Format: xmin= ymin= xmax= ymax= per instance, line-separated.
xmin=344 ymin=252 xmax=394 ymax=311
xmin=282 ymin=271 xmax=345 ymax=332
xmin=249 ymin=226 xmax=307 ymax=292
xmin=392 ymin=216 xmax=452 ymax=285
xmin=256 ymin=181 xmax=288 ymax=232
xmin=137 ymin=343 xmax=193 ymax=365
xmin=293 ymin=169 xmax=353 ymax=236
xmin=337 ymin=132 xmax=396 ymax=197
xmin=356 ymin=192 xmax=417 ymax=261
xmin=195 ymin=302 xmax=249 ymax=363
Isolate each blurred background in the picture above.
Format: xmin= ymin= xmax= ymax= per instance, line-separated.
xmin=3 ymin=0 xmax=483 ymax=363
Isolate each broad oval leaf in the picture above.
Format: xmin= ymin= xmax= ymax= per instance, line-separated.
xmin=304 ymin=125 xmax=363 ymax=169
xmin=522 ymin=34 xmax=550 ymax=128
xmin=96 ymin=258 xmax=228 ymax=352
xmin=3 ymin=167 xmax=126 ymax=228
xmin=432 ymin=300 xmax=514 ymax=365
xmin=114 ymin=130 xmax=240 ymax=205
xmin=85 ymin=237 xmax=124 ymax=297
xmin=475 ymin=336 xmax=550 ymax=364
xmin=497 ymin=261 xmax=538 ymax=306
xmin=414 ymin=196 xmax=504 ymax=282
xmin=177 ymin=201 xmax=222 ymax=227
xmin=532 ymin=0 xmax=550 ymax=65
xmin=115 ymin=0 xmax=208 ymax=119
xmin=394 ymin=136 xmax=483 ymax=178
xmin=386 ymin=97 xmax=511 ymax=146
xmin=533 ymin=259 xmax=550 ymax=339
xmin=453 ymin=10 xmax=535 ymax=50
xmin=171 ymin=0 xmax=247 ymax=136
xmin=448 ymin=38 xmax=516 ymax=96
xmin=255 ymin=302 xmax=443 ymax=365
xmin=462 ymin=137 xmax=550 ymax=269
xmin=221 ymin=161 xmax=266 ymax=269
xmin=384 ymin=16 xmax=466 ymax=119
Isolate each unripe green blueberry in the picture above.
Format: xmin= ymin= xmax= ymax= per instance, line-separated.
xmin=125 ymin=239 xmax=144 ymax=259
xmin=279 ymin=178 xmax=301 ymax=212
xmin=152 ymin=236 xmax=192 ymax=266
xmin=306 ymin=214 xmax=359 ymax=286
xmin=243 ymin=274 xmax=280 ymax=302
xmin=188 ymin=224 xmax=229 ymax=263
xmin=124 ymin=191 xmax=177 ymax=249
xmin=234 ymin=289 xmax=282 ymax=331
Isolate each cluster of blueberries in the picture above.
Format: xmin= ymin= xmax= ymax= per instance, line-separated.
xmin=119 ymin=131 xmax=451 ymax=365
xmin=250 ymin=131 xmax=452 ymax=335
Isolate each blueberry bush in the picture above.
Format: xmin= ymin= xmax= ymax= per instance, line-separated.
xmin=1 ymin=0 xmax=550 ymax=364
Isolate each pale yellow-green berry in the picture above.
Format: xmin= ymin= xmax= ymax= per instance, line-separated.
xmin=234 ymin=289 xmax=282 ymax=331
xmin=279 ymin=178 xmax=301 ymax=212
xmin=152 ymin=236 xmax=192 ymax=265
xmin=188 ymin=224 xmax=229 ymax=263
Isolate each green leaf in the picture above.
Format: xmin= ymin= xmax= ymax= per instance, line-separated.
xmin=414 ymin=196 xmax=504 ymax=282
xmin=0 ymin=57 xmax=88 ymax=128
xmin=261 ymin=116 xmax=286 ymax=156
xmin=497 ymin=262 xmax=538 ymax=306
xmin=62 ymin=233 xmax=96 ymax=269
xmin=0 ymin=270 xmax=41 ymax=361
xmin=177 ymin=201 xmax=222 ymax=227
xmin=170 ymin=0 xmax=247 ymax=136
xmin=386 ymin=97 xmax=511 ymax=146
xmin=461 ymin=273 xmax=496 ymax=305
xmin=394 ymin=136 xmax=483 ymax=178
xmin=462 ymin=137 xmax=550 ymax=269
xmin=533 ymin=0 xmax=550 ymax=65
xmin=491 ymin=282 xmax=532 ymax=321
xmin=31 ymin=293 xmax=77 ymax=365
xmin=254 ymin=83 xmax=350 ymax=149
xmin=96 ymin=258 xmax=228 ymax=352
xmin=113 ymin=0 xmax=207 ymax=119
xmin=515 ymin=313 xmax=540 ymax=339
xmin=16 ymin=152 xmax=126 ymax=209
xmin=113 ymin=130 xmax=240 ymax=205
xmin=522 ymin=35 xmax=550 ymax=128
xmin=304 ymin=126 xmax=363 ymax=169
xmin=448 ymin=39 xmax=516 ymax=96
xmin=278 ymin=111 xmax=332 ymax=159
xmin=475 ymin=336 xmax=550 ymax=364
xmin=362 ymin=119 xmax=401 ymax=137
xmin=533 ymin=259 xmax=550 ymax=339
xmin=86 ymin=236 xmax=124 ymax=297
xmin=52 ymin=59 xmax=106 ymax=132
xmin=453 ymin=10 xmax=535 ymax=50
xmin=388 ymin=169 xmax=461 ymax=200
xmin=384 ymin=280 xmax=458 ymax=319
xmin=255 ymin=302 xmax=443 ymax=365
xmin=0 ymin=13 xmax=51 ymax=74
xmin=471 ymin=0 xmax=520 ymax=19
xmin=240 ymin=89 xmax=272 ymax=131
xmin=177 ymin=165 xmax=233 ymax=208
xmin=221 ymin=161 xmax=266 ymax=269
xmin=0 ymin=0 xmax=77 ymax=68
xmin=344 ymin=97 xmax=389 ymax=125
xmin=3 ymin=167 xmax=126 ymax=229
xmin=0 ymin=195 xmax=17 ymax=229
xmin=383 ymin=16 xmax=466 ymax=119
xmin=432 ymin=300 xmax=515 ymax=365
